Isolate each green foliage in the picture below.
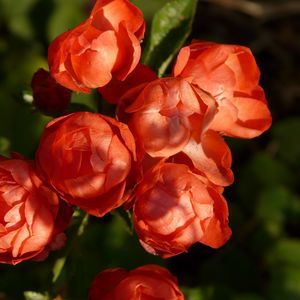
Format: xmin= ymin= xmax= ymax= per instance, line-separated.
xmin=272 ymin=117 xmax=300 ymax=168
xmin=24 ymin=291 xmax=50 ymax=300
xmin=256 ymin=187 xmax=298 ymax=236
xmin=47 ymin=0 xmax=87 ymax=41
xmin=182 ymin=287 xmax=205 ymax=300
xmin=142 ymin=0 xmax=198 ymax=76
xmin=0 ymin=0 xmax=38 ymax=39
xmin=267 ymin=239 xmax=300 ymax=267
xmin=0 ymin=136 xmax=10 ymax=156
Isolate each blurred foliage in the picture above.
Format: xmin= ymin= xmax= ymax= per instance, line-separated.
xmin=0 ymin=0 xmax=300 ymax=299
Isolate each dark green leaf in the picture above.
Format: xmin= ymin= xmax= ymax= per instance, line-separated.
xmin=142 ymin=0 xmax=198 ymax=76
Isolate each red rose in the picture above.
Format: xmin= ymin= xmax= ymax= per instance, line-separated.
xmin=117 ymin=77 xmax=233 ymax=186
xmin=48 ymin=0 xmax=145 ymax=93
xmin=31 ymin=68 xmax=71 ymax=115
xmin=119 ymin=77 xmax=216 ymax=158
xmin=133 ymin=163 xmax=231 ymax=258
xmin=173 ymin=40 xmax=272 ymax=138
xmin=88 ymin=264 xmax=185 ymax=300
xmin=36 ymin=112 xmax=137 ymax=217
xmin=0 ymin=158 xmax=72 ymax=265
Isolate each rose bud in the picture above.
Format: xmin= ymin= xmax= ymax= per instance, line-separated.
xmin=98 ymin=64 xmax=157 ymax=104
xmin=48 ymin=0 xmax=145 ymax=93
xmin=118 ymin=77 xmax=217 ymax=158
xmin=173 ymin=40 xmax=272 ymax=138
xmin=36 ymin=112 xmax=138 ymax=217
xmin=0 ymin=158 xmax=72 ymax=265
xmin=133 ymin=163 xmax=232 ymax=258
xmin=88 ymin=264 xmax=185 ymax=300
xmin=31 ymin=68 xmax=71 ymax=115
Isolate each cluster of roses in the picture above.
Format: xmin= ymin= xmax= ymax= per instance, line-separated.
xmin=0 ymin=0 xmax=272 ymax=298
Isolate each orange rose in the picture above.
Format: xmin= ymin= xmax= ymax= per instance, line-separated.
xmin=133 ymin=163 xmax=231 ymax=258
xmin=31 ymin=68 xmax=71 ymax=115
xmin=119 ymin=77 xmax=217 ymax=158
xmin=173 ymin=40 xmax=272 ymax=138
xmin=36 ymin=112 xmax=138 ymax=217
xmin=117 ymin=76 xmax=233 ymax=186
xmin=88 ymin=264 xmax=185 ymax=300
xmin=48 ymin=0 xmax=145 ymax=93
xmin=0 ymin=158 xmax=72 ymax=265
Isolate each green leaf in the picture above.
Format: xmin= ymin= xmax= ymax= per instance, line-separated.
xmin=52 ymin=256 xmax=67 ymax=283
xmin=23 ymin=291 xmax=50 ymax=300
xmin=77 ymin=212 xmax=89 ymax=236
xmin=131 ymin=0 xmax=169 ymax=22
xmin=142 ymin=0 xmax=198 ymax=76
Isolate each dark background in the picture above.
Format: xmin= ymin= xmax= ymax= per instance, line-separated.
xmin=0 ymin=0 xmax=300 ymax=299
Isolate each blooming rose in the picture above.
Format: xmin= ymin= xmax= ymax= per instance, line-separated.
xmin=88 ymin=264 xmax=185 ymax=300
xmin=119 ymin=77 xmax=216 ymax=158
xmin=0 ymin=158 xmax=72 ymax=265
xmin=36 ymin=112 xmax=138 ymax=217
xmin=48 ymin=0 xmax=145 ymax=93
xmin=133 ymin=163 xmax=232 ymax=258
xmin=31 ymin=68 xmax=71 ymax=115
xmin=118 ymin=77 xmax=233 ymax=186
xmin=173 ymin=40 xmax=272 ymax=138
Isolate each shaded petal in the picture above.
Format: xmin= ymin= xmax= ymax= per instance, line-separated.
xmin=182 ymin=131 xmax=234 ymax=186
xmin=71 ymin=30 xmax=118 ymax=88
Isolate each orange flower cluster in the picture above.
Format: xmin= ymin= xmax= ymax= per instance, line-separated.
xmin=112 ymin=42 xmax=271 ymax=257
xmin=2 ymin=0 xmax=272 ymax=297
